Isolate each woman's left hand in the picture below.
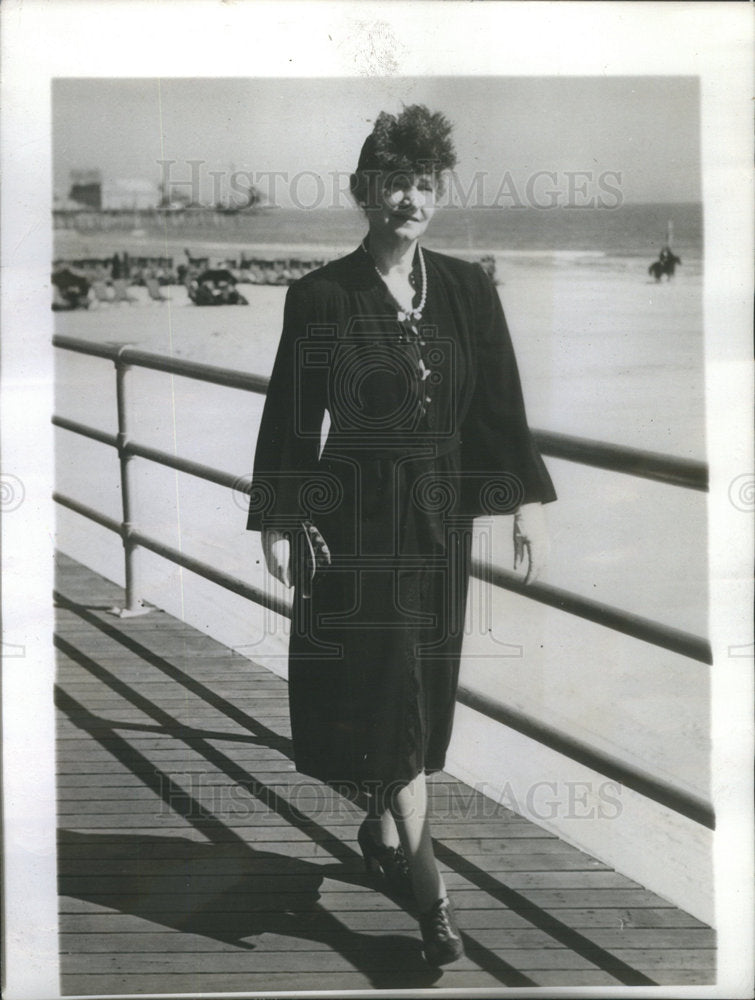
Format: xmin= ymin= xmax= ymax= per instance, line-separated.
xmin=513 ymin=502 xmax=549 ymax=584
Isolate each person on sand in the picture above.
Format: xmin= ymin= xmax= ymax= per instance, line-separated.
xmin=247 ymin=105 xmax=555 ymax=966
xmin=649 ymin=244 xmax=682 ymax=282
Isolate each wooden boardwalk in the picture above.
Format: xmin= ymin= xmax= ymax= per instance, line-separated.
xmin=55 ymin=553 xmax=715 ymax=994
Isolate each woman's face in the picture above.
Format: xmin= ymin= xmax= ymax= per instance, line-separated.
xmin=366 ymin=172 xmax=437 ymax=243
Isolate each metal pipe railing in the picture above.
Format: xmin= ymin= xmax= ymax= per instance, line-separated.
xmin=53 ymin=412 xmax=711 ymax=663
xmin=52 ymin=333 xmax=715 ymax=827
xmin=53 ymin=491 xmax=122 ymax=535
xmin=53 ymin=335 xmax=269 ymax=393
xmin=471 ymin=560 xmax=712 ymax=665
xmin=130 ymin=528 xmax=291 ymax=620
xmin=455 ymin=685 xmax=715 ymax=829
xmin=52 ymin=484 xmax=714 ymax=830
xmin=54 ymin=334 xmax=708 ymax=490
xmin=532 ymin=429 xmax=708 ymax=492
xmin=125 ymin=442 xmax=247 ymax=493
xmin=51 ymin=415 xmax=117 ymax=448
xmin=113 ymin=354 xmax=144 ymax=615
xmin=52 ymin=489 xmax=287 ymax=619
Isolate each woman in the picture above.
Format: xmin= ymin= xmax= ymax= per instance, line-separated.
xmin=247 ymin=105 xmax=555 ymax=965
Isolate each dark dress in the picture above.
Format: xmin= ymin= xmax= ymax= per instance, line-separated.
xmin=247 ymin=245 xmax=555 ymax=795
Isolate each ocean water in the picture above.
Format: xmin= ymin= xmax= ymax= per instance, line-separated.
xmin=268 ymin=202 xmax=702 ymax=258
xmin=56 ymin=202 xmax=703 ymax=276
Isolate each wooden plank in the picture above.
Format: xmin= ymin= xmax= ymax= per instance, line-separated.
xmin=54 ymin=799 xmax=535 ymax=827
xmin=649 ymin=969 xmax=716 ymax=985
xmin=57 ymin=726 xmax=294 ymax=742
xmin=54 ymin=823 xmax=574 ymax=843
xmin=57 ymin=695 xmax=292 ymax=709
xmin=529 ymin=968 xmax=713 ymax=986
xmin=60 ymin=962 xmax=713 ymax=991
xmin=498 ymin=925 xmax=713 ymax=948
xmin=56 ymin=698 xmax=291 ymax=721
xmin=55 ymin=556 xmax=715 ymax=993
xmin=52 ymin=815 xmax=559 ymax=836
xmin=59 ymin=871 xmax=637 ymax=896
xmin=56 ymin=794 xmax=363 ymax=815
xmin=55 ymin=637 xmax=257 ymax=657
xmin=54 ymin=823 xmax=553 ymax=845
xmin=56 ymin=658 xmax=270 ymax=672
xmin=59 ymin=971 xmax=524 ymax=993
xmin=58 ymin=831 xmax=591 ymax=865
xmin=62 ymin=966 xmax=713 ymax=993
xmin=58 ymin=669 xmax=278 ymax=685
xmin=54 ymin=755 xmax=295 ymax=773
xmin=56 ymin=641 xmax=258 ymax=671
xmin=55 ymin=744 xmax=292 ymax=760
xmin=56 ymin=657 xmax=271 ymax=675
xmin=54 ymin=926 xmax=582 ymax=953
xmin=58 ymin=893 xmax=406 ymax=915
xmin=58 ymin=887 xmax=683 ymax=913
xmin=56 ymin=768 xmax=317 ymax=787
xmin=50 ymin=765 xmax=500 ymax=795
xmin=58 ymin=905 xmax=702 ymax=935
xmin=55 ymin=799 xmax=518 ymax=828
xmin=57 ymin=721 xmax=292 ymax=742
xmin=55 ymin=663 xmax=278 ymax=697
xmin=54 ymin=747 xmax=299 ymax=764
xmin=58 ymin=677 xmax=285 ymax=692
xmin=57 ymin=682 xmax=281 ymax=698
xmin=58 ymin=925 xmax=713 ymax=954
xmin=58 ymin=851 xmax=610 ymax=874
xmin=55 ymin=630 xmax=257 ymax=651
xmin=55 ymin=725 xmax=291 ymax=742
xmin=60 ymin=946 xmax=607 ymax=973
xmin=56 ymin=736 xmax=292 ymax=751
xmin=46 ymin=975 xmax=540 ymax=994
xmin=56 ymin=834 xmax=596 ymax=860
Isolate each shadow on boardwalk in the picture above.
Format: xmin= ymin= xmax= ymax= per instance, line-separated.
xmin=55 ymin=553 xmax=715 ymax=994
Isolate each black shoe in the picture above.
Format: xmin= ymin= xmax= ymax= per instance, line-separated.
xmin=357 ymin=819 xmax=413 ymax=897
xmin=419 ymin=896 xmax=464 ymax=966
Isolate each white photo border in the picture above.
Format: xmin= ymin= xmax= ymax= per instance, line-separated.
xmin=1 ymin=2 xmax=752 ymax=998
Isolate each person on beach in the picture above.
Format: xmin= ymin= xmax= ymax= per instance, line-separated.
xmin=649 ymin=244 xmax=682 ymax=282
xmin=247 ymin=105 xmax=555 ymax=965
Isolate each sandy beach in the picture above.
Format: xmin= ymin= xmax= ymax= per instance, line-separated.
xmin=54 ymin=244 xmax=709 ymax=798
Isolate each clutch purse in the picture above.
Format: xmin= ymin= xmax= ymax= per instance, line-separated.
xmin=296 ymin=519 xmax=331 ymax=599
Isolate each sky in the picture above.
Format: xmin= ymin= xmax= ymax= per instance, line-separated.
xmin=53 ymin=76 xmax=701 ymax=208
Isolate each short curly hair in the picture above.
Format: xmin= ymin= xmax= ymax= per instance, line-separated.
xmin=350 ymin=104 xmax=457 ymax=208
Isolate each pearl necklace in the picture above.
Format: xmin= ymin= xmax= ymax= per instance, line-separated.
xmin=361 ymin=239 xmax=427 ymax=323
xmin=361 ymin=238 xmax=434 ymax=412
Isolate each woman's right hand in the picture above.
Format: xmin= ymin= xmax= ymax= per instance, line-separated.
xmin=261 ymin=529 xmax=292 ymax=588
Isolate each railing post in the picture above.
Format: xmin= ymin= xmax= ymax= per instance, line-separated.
xmin=110 ymin=347 xmax=151 ymax=617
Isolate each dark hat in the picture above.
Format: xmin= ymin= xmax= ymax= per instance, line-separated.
xmin=350 ymin=106 xmax=457 ymax=206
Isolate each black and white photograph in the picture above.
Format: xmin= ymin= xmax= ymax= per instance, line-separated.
xmin=1 ymin=2 xmax=753 ymax=998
